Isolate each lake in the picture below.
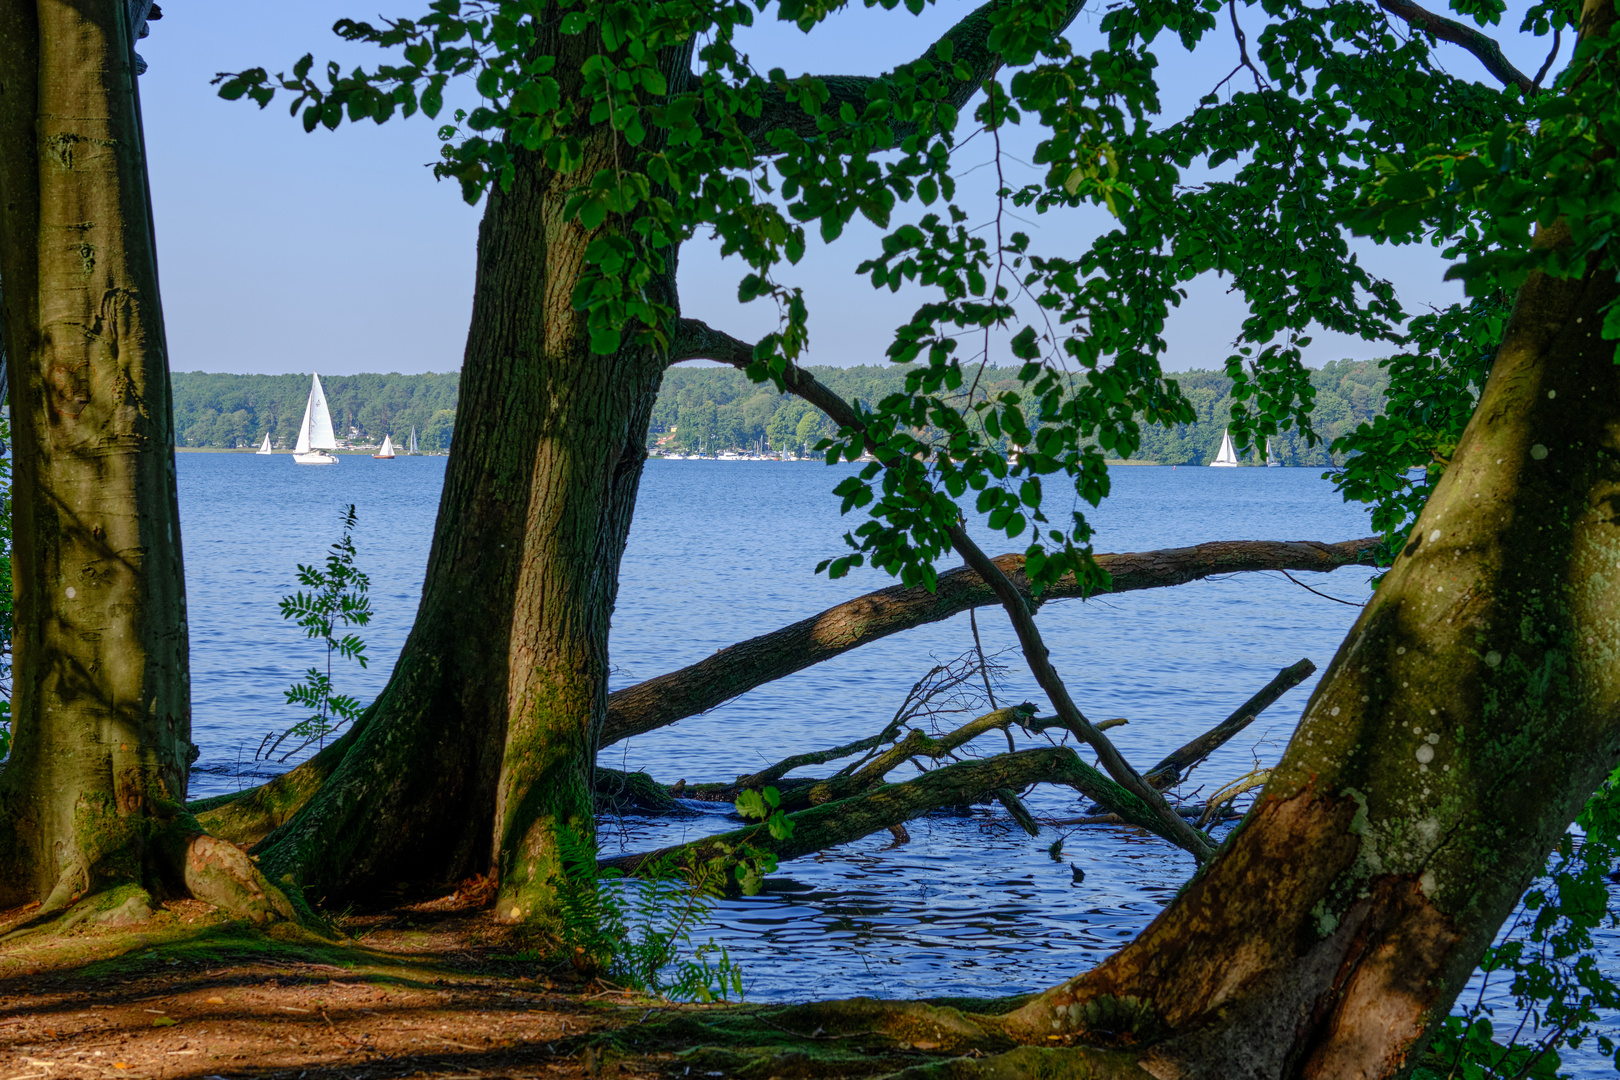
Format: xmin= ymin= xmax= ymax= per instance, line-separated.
xmin=177 ymin=452 xmax=1616 ymax=1075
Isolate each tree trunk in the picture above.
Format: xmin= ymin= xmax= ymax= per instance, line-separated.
xmin=995 ymin=237 xmax=1620 ymax=1073
xmin=0 ymin=0 xmax=287 ymax=925
xmin=248 ymin=30 xmax=685 ymax=924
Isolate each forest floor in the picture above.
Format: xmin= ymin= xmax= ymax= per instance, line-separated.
xmin=0 ymin=886 xmax=682 ymax=1080
xmin=0 ymin=887 xmax=1471 ymax=1080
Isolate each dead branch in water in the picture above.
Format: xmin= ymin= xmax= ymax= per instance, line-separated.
xmin=599 ymin=745 xmax=1190 ymax=876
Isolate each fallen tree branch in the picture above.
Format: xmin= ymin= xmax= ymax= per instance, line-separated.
xmin=1141 ymin=657 xmax=1315 ymax=788
xmin=603 ymin=537 xmax=1373 ymax=745
xmin=662 ymin=705 xmax=1036 ymax=813
xmin=686 ymin=336 xmax=1238 ymax=861
xmin=599 ymin=745 xmax=1197 ymax=875
xmin=944 ymin=523 xmax=1218 ymax=862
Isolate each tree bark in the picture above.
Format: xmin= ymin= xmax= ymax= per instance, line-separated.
xmin=604 ymin=539 xmax=1374 ymax=745
xmin=245 ymin=26 xmax=686 ymax=925
xmin=0 ymin=0 xmax=289 ymax=925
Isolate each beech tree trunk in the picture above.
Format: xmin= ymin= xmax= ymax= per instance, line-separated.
xmin=246 ymin=28 xmax=686 ymax=924
xmin=990 ymin=186 xmax=1620 ymax=1080
xmin=0 ymin=0 xmax=290 ymax=925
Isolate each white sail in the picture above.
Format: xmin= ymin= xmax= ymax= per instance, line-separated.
xmin=1266 ymin=438 xmax=1282 ymax=466
xmin=408 ymin=427 xmax=418 ymax=454
xmin=294 ymin=374 xmax=338 ymax=454
xmin=1210 ymin=428 xmax=1241 ymax=467
xmin=257 ymin=432 xmax=273 ymax=455
xmin=375 ymin=434 xmax=396 ymax=458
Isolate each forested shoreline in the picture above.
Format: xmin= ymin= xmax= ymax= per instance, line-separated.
xmin=172 ymin=372 xmax=461 ymax=451
xmin=175 ymin=359 xmax=1391 ymax=463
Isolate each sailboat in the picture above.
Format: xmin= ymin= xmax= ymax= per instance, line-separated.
xmin=256 ymin=432 xmax=273 ymax=455
xmin=292 ymin=373 xmax=339 ymax=465
xmin=1209 ymin=427 xmax=1241 ymax=467
xmin=373 ymin=434 xmax=396 ymax=460
xmin=407 ymin=427 xmax=419 ymax=455
xmin=1266 ymin=438 xmax=1282 ymax=467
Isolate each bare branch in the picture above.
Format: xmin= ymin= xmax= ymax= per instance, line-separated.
xmin=1376 ymin=0 xmax=1534 ymax=93
xmin=679 ymin=328 xmax=1217 ymax=859
xmin=1141 ymin=657 xmax=1315 ymax=788
xmin=600 ymin=745 xmax=1202 ymax=875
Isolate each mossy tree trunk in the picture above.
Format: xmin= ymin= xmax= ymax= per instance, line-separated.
xmin=249 ymin=27 xmax=685 ymax=925
xmin=994 ymin=185 xmax=1620 ymax=1080
xmin=0 ymin=0 xmax=290 ymax=925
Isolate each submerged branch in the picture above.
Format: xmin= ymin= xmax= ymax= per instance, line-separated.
xmin=599 ymin=745 xmax=1197 ymax=875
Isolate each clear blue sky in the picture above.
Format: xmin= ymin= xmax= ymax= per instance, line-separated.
xmin=137 ymin=2 xmax=1554 ymax=376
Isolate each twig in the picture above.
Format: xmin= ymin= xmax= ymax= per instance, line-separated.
xmin=1278 ymin=569 xmax=1364 ymax=607
xmin=1531 ymin=25 xmax=1562 ymax=91
xmin=969 ymin=607 xmax=1010 ymax=751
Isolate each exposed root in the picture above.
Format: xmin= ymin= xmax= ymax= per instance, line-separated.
xmin=167 ymin=832 xmax=300 ymax=926
xmin=878 ymin=1045 xmax=1159 ymax=1079
xmin=192 ymin=726 xmax=360 ymax=846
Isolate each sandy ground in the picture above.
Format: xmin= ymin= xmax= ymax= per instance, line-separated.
xmin=0 ymin=900 xmax=670 ymax=1080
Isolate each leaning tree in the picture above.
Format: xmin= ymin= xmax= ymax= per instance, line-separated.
xmin=0 ymin=0 xmax=294 ymax=924
xmin=178 ymin=0 xmax=1620 ymax=1070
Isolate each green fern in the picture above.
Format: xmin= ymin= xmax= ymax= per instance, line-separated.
xmin=550 ymin=825 xmax=743 ymax=1002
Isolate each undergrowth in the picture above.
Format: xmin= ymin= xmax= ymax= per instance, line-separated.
xmin=551 ymin=826 xmax=743 ymax=1003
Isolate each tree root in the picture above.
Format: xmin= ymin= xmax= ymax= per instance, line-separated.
xmin=600 ymin=995 xmax=1159 ymax=1080
xmin=165 ymin=832 xmax=300 ymax=925
xmin=879 ymin=1045 xmax=1159 ymax=1079
xmin=1 ymin=820 xmax=301 ymax=942
xmin=190 ymin=724 xmax=362 ymax=847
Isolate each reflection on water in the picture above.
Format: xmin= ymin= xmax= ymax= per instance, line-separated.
xmin=177 ymin=454 xmax=1618 ymax=1074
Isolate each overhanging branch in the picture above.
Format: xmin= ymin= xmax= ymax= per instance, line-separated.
xmin=681 ymin=322 xmax=1223 ymax=859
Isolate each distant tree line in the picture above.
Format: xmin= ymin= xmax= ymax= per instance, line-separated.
xmin=170 ymin=372 xmax=460 ymax=450
xmin=171 ymin=361 xmax=1390 ymax=464
xmin=654 ymin=359 xmax=1392 ymax=465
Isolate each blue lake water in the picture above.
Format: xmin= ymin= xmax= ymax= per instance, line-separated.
xmin=177 ymin=452 xmax=1616 ymax=1074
